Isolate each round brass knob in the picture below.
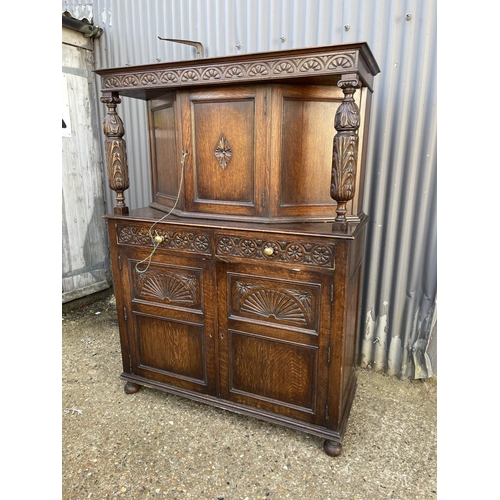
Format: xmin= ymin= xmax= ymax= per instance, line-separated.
xmin=263 ymin=246 xmax=274 ymax=256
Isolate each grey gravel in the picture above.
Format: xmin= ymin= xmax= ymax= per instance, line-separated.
xmin=62 ymin=293 xmax=437 ymax=499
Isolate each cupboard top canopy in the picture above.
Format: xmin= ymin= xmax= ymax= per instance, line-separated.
xmin=95 ymin=42 xmax=380 ymax=100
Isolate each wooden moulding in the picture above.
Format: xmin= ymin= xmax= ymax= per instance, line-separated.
xmin=95 ymin=42 xmax=380 ymax=99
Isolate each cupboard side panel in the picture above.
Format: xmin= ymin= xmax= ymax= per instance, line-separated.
xmin=149 ymin=95 xmax=182 ymax=211
xmin=106 ymin=221 xmax=133 ymax=376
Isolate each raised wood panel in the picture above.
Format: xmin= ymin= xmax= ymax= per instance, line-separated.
xmin=270 ymin=84 xmax=365 ymax=220
xmin=193 ymin=99 xmax=254 ymax=202
xmin=280 ymin=98 xmax=337 ymax=206
xmin=183 ymin=87 xmax=266 ymax=217
xmin=228 ymin=330 xmax=318 ymax=415
xmin=134 ymin=313 xmax=206 ymax=383
xmin=152 ymin=103 xmax=178 ymax=199
xmin=348 ymin=225 xmax=366 ymax=279
xmin=342 ymin=265 xmax=362 ymax=398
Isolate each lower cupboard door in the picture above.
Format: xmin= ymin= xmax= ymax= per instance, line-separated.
xmin=217 ymin=263 xmax=331 ymax=425
xmin=123 ymin=251 xmax=217 ymax=395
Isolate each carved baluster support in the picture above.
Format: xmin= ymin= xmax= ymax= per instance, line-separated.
xmin=330 ymin=74 xmax=361 ymax=223
xmin=101 ymin=92 xmax=130 ymax=215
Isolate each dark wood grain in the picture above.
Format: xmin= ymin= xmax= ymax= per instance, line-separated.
xmin=150 ymin=98 xmax=179 ymax=199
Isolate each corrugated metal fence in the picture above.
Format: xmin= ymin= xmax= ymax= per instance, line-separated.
xmin=62 ymin=0 xmax=437 ymax=379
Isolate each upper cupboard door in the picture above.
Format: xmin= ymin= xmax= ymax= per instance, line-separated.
xmin=269 ymin=85 xmax=366 ymax=220
xmin=181 ymin=86 xmax=268 ymax=218
xmin=149 ymin=94 xmax=182 ymax=211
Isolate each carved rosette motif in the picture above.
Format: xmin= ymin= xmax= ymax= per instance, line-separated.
xmin=216 ymin=235 xmax=334 ymax=268
xmin=330 ymin=76 xmax=361 ymax=222
xmin=101 ymin=51 xmax=357 ymax=92
xmin=118 ymin=225 xmax=211 ymax=254
xmin=135 ymin=270 xmax=198 ymax=306
xmin=235 ymin=281 xmax=312 ymax=324
xmin=101 ymin=93 xmax=129 ymax=215
xmin=214 ymin=135 xmax=232 ymax=170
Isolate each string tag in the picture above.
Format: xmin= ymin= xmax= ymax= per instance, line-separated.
xmin=135 ymin=150 xmax=188 ymax=273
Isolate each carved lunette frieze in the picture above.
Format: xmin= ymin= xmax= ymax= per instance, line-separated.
xmin=101 ymin=52 xmax=358 ymax=92
xmin=330 ymin=75 xmax=361 ymax=222
xmin=101 ymin=93 xmax=129 ymax=215
xmin=118 ymin=225 xmax=211 ymax=254
xmin=216 ymin=235 xmax=335 ymax=268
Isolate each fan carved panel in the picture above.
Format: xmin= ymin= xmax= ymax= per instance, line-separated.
xmin=135 ymin=270 xmax=198 ymax=306
xmin=235 ymin=281 xmax=312 ymax=325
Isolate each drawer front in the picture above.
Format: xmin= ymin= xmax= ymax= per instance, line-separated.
xmin=117 ymin=223 xmax=212 ymax=256
xmin=215 ymin=233 xmax=335 ymax=269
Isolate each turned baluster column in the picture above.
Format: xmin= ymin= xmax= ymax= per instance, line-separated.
xmin=330 ymin=74 xmax=361 ymax=223
xmin=101 ymin=92 xmax=130 ymax=215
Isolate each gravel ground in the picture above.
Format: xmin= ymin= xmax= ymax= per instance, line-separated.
xmin=62 ymin=293 xmax=437 ymax=500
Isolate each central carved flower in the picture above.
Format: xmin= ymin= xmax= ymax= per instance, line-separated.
xmin=214 ymin=135 xmax=232 ymax=170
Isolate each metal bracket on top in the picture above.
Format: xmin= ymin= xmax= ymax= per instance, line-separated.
xmin=158 ymin=37 xmax=205 ymax=58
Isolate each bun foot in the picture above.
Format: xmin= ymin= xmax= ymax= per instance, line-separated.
xmin=124 ymin=381 xmax=141 ymax=394
xmin=323 ymin=439 xmax=342 ymax=457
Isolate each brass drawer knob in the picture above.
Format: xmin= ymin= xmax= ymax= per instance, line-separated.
xmin=263 ymin=246 xmax=274 ymax=256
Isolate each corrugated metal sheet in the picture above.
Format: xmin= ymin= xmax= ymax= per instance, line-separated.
xmin=63 ymin=0 xmax=437 ymax=379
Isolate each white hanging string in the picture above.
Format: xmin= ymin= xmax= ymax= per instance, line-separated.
xmin=135 ymin=150 xmax=188 ymax=273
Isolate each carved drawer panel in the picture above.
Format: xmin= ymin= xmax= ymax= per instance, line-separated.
xmin=215 ymin=233 xmax=335 ymax=268
xmin=227 ymin=273 xmax=320 ymax=333
xmin=131 ymin=262 xmax=203 ymax=312
xmin=117 ymin=223 xmax=212 ymax=255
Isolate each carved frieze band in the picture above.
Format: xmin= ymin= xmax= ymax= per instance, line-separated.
xmin=118 ymin=225 xmax=211 ymax=254
xmin=135 ymin=269 xmax=198 ymax=306
xmin=102 ymin=52 xmax=358 ymax=91
xmin=235 ymin=281 xmax=312 ymax=325
xmin=216 ymin=235 xmax=334 ymax=268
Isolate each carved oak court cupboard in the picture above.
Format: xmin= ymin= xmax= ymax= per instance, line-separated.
xmin=96 ymin=43 xmax=380 ymax=456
